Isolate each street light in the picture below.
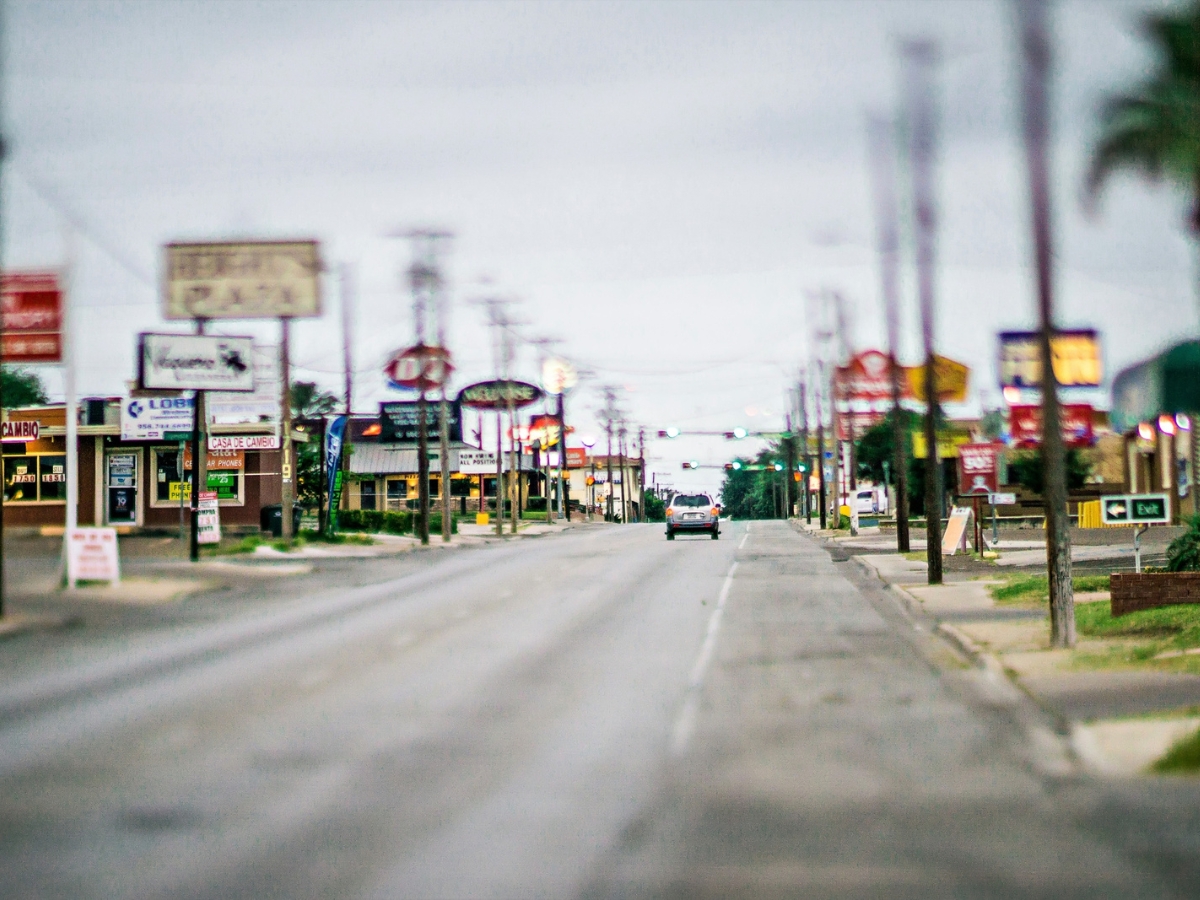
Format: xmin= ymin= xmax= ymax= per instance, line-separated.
xmin=581 ymin=435 xmax=597 ymax=520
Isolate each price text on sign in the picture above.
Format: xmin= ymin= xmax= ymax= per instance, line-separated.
xmin=1100 ymin=493 xmax=1170 ymax=525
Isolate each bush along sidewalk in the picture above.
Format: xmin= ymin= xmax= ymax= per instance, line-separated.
xmin=335 ymin=509 xmax=457 ymax=536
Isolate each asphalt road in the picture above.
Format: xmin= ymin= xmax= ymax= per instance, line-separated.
xmin=2 ymin=521 xmax=1199 ymax=898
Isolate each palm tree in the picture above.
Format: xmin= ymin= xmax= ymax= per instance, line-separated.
xmin=1087 ymin=4 xmax=1200 ymax=232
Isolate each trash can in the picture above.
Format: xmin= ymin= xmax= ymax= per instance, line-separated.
xmin=261 ymin=504 xmax=302 ymax=537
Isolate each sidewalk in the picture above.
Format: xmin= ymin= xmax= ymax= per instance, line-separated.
xmin=856 ymin=551 xmax=1200 ymax=777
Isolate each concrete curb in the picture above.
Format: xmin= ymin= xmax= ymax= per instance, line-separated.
xmin=0 ymin=613 xmax=74 ymax=641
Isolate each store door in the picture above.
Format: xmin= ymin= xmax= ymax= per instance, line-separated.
xmin=106 ymin=452 xmax=138 ymax=524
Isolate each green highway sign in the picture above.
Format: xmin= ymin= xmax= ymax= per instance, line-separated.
xmin=1100 ymin=493 xmax=1169 ymax=525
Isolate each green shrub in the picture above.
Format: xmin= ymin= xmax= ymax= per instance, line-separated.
xmin=526 ymin=496 xmax=548 ymax=512
xmin=383 ymin=510 xmax=413 ymax=534
xmin=644 ymin=493 xmax=666 ymax=522
xmin=412 ymin=512 xmax=459 ymax=534
xmin=1167 ymin=515 xmax=1200 ymax=572
xmin=338 ymin=509 xmax=364 ymax=531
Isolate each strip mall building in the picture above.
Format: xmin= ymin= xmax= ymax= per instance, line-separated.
xmin=2 ymin=401 xmax=281 ymax=533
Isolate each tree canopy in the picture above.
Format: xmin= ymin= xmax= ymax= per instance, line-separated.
xmin=1088 ymin=3 xmax=1200 ymax=230
xmin=1 ymin=367 xmax=49 ymax=409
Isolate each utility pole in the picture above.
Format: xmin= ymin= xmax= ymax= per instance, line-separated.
xmin=638 ymin=426 xmax=646 ymax=522
xmin=903 ymin=38 xmax=944 ymax=585
xmin=868 ymin=114 xmax=911 ymax=553
xmin=478 ymin=296 xmax=517 ymax=536
xmin=800 ymin=377 xmax=811 ymax=523
xmin=833 ymin=289 xmax=857 ymax=499
xmin=401 ymin=230 xmax=453 ymax=545
xmin=331 ymin=263 xmax=354 ymax=535
xmin=1019 ymin=0 xmax=1074 ymax=646
xmin=815 ymin=361 xmax=827 ymax=530
xmin=600 ymin=386 xmax=619 ymax=522
xmin=189 ymin=319 xmax=207 ymax=562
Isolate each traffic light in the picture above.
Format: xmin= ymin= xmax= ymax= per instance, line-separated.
xmin=586 ymin=475 xmax=595 ymax=485
xmin=681 ymin=460 xmax=698 ymax=469
xmin=773 ymin=463 xmax=783 ymax=471
xmin=659 ymin=427 xmax=680 ymax=438
xmin=731 ymin=460 xmax=742 ymax=470
xmin=724 ymin=462 xmax=734 ymax=470
xmin=733 ymin=427 xmax=748 ymax=439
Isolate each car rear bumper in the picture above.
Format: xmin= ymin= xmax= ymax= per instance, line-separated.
xmin=668 ymin=521 xmax=718 ymax=531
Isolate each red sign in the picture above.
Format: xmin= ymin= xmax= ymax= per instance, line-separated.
xmin=2 ymin=272 xmax=63 ymax=363
xmin=384 ymin=344 xmax=453 ymax=390
xmin=566 ymin=447 xmax=588 ymax=468
xmin=836 ymin=410 xmax=886 ymax=441
xmin=835 ymin=350 xmax=895 ymax=402
xmin=1009 ymin=404 xmax=1094 ymax=448
xmin=957 ymin=443 xmax=1000 ymax=495
xmin=1 ymin=420 xmax=40 ymax=442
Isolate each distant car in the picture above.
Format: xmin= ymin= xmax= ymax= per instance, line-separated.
xmin=666 ymin=493 xmax=720 ymax=540
xmin=845 ymin=486 xmax=888 ymax=516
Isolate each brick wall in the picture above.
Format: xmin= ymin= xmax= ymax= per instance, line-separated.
xmin=1111 ymin=572 xmax=1200 ymax=616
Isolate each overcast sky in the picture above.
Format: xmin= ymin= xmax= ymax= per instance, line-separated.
xmin=5 ymin=0 xmax=1192 ymax=494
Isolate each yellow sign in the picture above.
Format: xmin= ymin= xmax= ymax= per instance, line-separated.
xmin=911 ymin=431 xmax=972 ymax=459
xmin=905 ymin=355 xmax=970 ymax=404
xmin=998 ymin=330 xmax=1101 ymax=388
xmin=168 ymin=481 xmax=192 ymax=501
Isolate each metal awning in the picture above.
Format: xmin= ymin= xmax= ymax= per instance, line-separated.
xmin=1112 ymin=340 xmax=1200 ymax=433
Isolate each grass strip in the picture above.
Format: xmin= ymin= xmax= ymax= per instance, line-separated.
xmin=990 ymin=574 xmax=1111 ymax=605
xmin=1152 ymin=726 xmax=1200 ymax=773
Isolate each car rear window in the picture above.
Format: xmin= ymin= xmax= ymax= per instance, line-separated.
xmin=673 ymin=494 xmax=711 ymax=507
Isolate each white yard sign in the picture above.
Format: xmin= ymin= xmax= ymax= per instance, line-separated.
xmin=197 ymin=491 xmax=222 ymax=544
xmin=457 ymin=450 xmax=498 ymax=474
xmin=66 ymin=527 xmax=120 ymax=586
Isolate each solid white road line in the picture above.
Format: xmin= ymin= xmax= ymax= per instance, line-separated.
xmin=670 ymin=561 xmax=738 ymax=755
xmin=738 ymin=531 xmax=749 ymax=549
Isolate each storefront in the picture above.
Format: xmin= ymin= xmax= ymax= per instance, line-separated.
xmin=1 ymin=402 xmax=282 ymax=534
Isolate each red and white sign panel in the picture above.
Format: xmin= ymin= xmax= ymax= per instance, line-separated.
xmin=566 ymin=447 xmax=588 ymax=468
xmin=1009 ymin=404 xmax=1094 ymax=448
xmin=835 ymin=350 xmax=895 ymax=402
xmin=957 ymin=443 xmax=1000 ymax=495
xmin=207 ymin=434 xmax=280 ymax=451
xmin=2 ymin=272 xmax=63 ymax=363
xmin=385 ymin=344 xmax=453 ymax=391
xmin=2 ymin=420 xmax=40 ymax=442
xmin=66 ymin=527 xmax=120 ymax=584
xmin=836 ymin=410 xmax=886 ymax=442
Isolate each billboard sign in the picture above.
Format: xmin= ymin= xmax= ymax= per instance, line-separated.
xmin=1009 ymin=403 xmax=1094 ymax=447
xmin=379 ymin=400 xmax=462 ymax=443
xmin=2 ymin=271 xmax=62 ymax=363
xmin=957 ymin=443 xmax=1001 ymax=495
xmin=541 ymin=357 xmax=578 ymax=395
xmin=208 ymin=344 xmax=280 ymax=426
xmin=458 ymin=380 xmax=543 ymax=410
xmin=121 ymin=396 xmax=195 ymax=441
xmin=905 ymin=355 xmax=970 ymax=404
xmin=458 ymin=449 xmax=498 ymax=474
xmin=1101 ymin=493 xmax=1169 ymax=525
xmin=835 ymin=350 xmax=894 ymax=402
xmin=836 ymin=410 xmax=886 ymax=442
xmin=998 ymin=329 xmax=1102 ymax=389
xmin=139 ymin=333 xmax=255 ymax=391
xmin=163 ymin=240 xmax=322 ymax=320
xmin=384 ymin=344 xmax=453 ymax=391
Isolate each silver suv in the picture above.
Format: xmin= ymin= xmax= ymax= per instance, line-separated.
xmin=666 ymin=493 xmax=720 ymax=540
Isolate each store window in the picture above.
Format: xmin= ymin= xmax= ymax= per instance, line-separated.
xmin=151 ymin=447 xmax=243 ymax=506
xmin=360 ymin=480 xmax=377 ymax=511
xmin=386 ymin=479 xmax=407 ymax=510
xmin=2 ymin=454 xmax=67 ymax=503
xmin=4 ymin=456 xmax=40 ymax=502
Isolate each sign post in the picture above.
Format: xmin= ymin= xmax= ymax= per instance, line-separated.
xmin=1101 ymin=493 xmax=1170 ymax=573
xmin=163 ymin=240 xmax=322 ymax=550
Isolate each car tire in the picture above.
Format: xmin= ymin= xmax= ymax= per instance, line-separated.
xmin=666 ymin=529 xmax=675 ymax=540
xmin=711 ymin=529 xmax=719 ymax=540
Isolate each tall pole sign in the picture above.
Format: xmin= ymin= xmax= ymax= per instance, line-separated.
xmin=163 ymin=240 xmax=322 ymax=552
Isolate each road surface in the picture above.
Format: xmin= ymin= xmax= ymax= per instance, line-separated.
xmin=2 ymin=521 xmax=1198 ymax=898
